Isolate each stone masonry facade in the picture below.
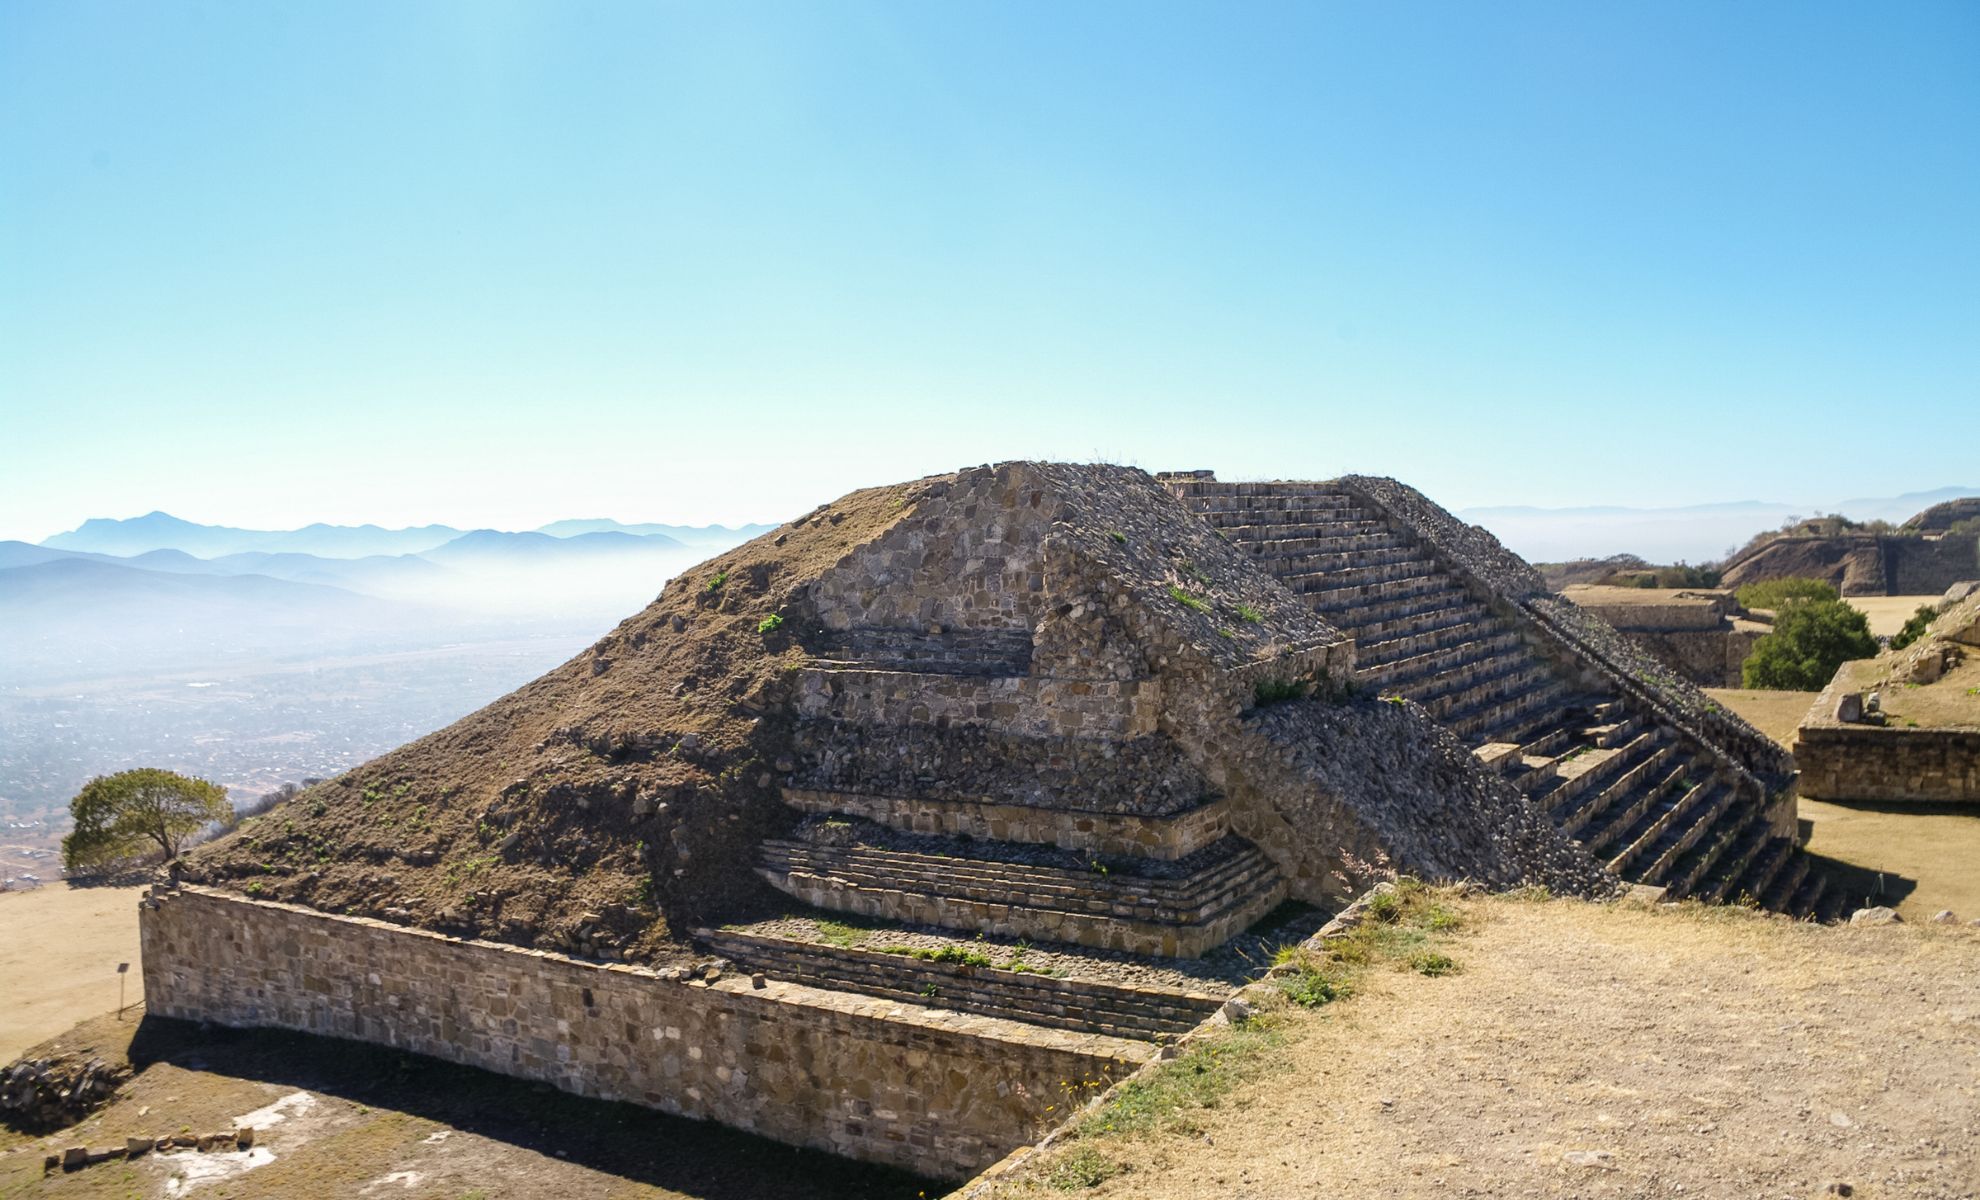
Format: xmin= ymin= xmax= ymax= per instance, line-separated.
xmin=141 ymin=885 xmax=1149 ymax=1178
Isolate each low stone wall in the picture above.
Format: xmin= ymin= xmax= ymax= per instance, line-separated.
xmin=1617 ymin=627 xmax=1763 ymax=688
xmin=698 ymin=930 xmax=1223 ymax=1040
xmin=1797 ymin=725 xmax=1980 ymax=803
xmin=1574 ymin=601 xmax=1727 ymax=632
xmin=781 ymin=788 xmax=1230 ymax=861
xmin=140 ymin=885 xmax=1150 ymax=1178
xmin=795 ymin=668 xmax=1161 ymax=739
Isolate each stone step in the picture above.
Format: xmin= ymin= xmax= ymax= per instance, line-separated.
xmin=780 ymin=787 xmax=1232 ymax=862
xmin=1301 ymin=570 xmax=1454 ymax=613
xmin=1449 ymin=676 xmax=1574 ymax=743
xmin=1320 ymin=586 xmax=1478 ymax=640
xmin=1180 ymin=491 xmax=1359 ymax=514
xmin=1407 ymin=654 xmax=1551 ymax=720
xmin=1278 ymin=557 xmax=1444 ymax=596
xmin=1731 ymin=838 xmax=1796 ymax=908
xmin=760 ymin=853 xmax=1288 ymax=959
xmin=697 ymin=929 xmax=1223 ymax=1041
xmin=1786 ymin=869 xmax=1832 ymax=922
xmin=1762 ymin=852 xmax=1812 ymax=914
xmin=1814 ymin=876 xmax=1853 ymax=924
xmin=1552 ymin=738 xmax=1676 ymax=841
xmin=1361 ymin=631 xmax=1526 ymax=692
xmin=1665 ymin=810 xmax=1764 ymax=900
xmin=1696 ymin=824 xmax=1779 ymax=905
xmin=758 ymin=836 xmax=1280 ymax=925
xmin=805 ymin=627 xmax=1034 ymax=677
xmin=1597 ymin=766 xmax=1706 ymax=870
xmin=1257 ymin=541 xmax=1423 ymax=576
xmin=1215 ymin=518 xmax=1397 ymax=544
xmin=1635 ymin=783 xmax=1741 ymax=886
xmin=1356 ymin=608 xmax=1506 ymax=668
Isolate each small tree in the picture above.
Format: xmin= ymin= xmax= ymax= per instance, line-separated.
xmin=1890 ymin=604 xmax=1939 ymax=652
xmin=62 ymin=768 xmax=232 ymax=874
xmin=1741 ymin=599 xmax=1878 ymax=690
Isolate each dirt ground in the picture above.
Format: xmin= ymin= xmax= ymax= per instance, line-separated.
xmin=1844 ymin=595 xmax=1946 ymax=639
xmin=0 ymin=884 xmax=148 ymax=1062
xmin=1705 ymin=687 xmax=1980 ymax=920
xmin=999 ymin=895 xmax=1980 ymax=1200
xmin=0 ymin=1013 xmax=933 ymax=1200
xmin=1703 ymin=687 xmax=1816 ymax=748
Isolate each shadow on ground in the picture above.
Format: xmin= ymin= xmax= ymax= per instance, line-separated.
xmin=124 ymin=1015 xmax=943 ymax=1200
xmin=1802 ymin=847 xmax=1917 ymax=913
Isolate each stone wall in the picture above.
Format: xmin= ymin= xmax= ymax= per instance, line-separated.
xmin=781 ymin=788 xmax=1231 ymax=861
xmin=794 ymin=668 xmax=1162 ymax=739
xmin=1616 ymin=627 xmax=1763 ymax=688
xmin=139 ymin=885 xmax=1150 ymax=1178
xmin=1797 ymin=725 xmax=1980 ymax=803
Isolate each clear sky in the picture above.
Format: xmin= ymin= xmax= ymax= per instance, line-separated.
xmin=3 ymin=1 xmax=1975 ymax=543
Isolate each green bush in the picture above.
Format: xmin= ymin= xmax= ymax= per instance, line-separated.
xmin=1889 ymin=604 xmax=1938 ymax=651
xmin=1735 ymin=577 xmax=1838 ymax=611
xmin=1741 ymin=598 xmax=1877 ymax=690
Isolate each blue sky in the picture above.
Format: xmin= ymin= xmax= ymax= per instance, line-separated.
xmin=3 ymin=1 xmax=1975 ymax=543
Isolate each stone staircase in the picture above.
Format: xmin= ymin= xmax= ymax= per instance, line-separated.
xmin=1170 ymin=479 xmax=1831 ymax=919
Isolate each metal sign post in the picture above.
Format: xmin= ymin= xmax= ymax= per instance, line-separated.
xmin=116 ymin=962 xmax=129 ymax=1018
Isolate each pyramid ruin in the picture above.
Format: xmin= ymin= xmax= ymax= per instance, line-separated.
xmin=142 ymin=462 xmax=1820 ymax=1177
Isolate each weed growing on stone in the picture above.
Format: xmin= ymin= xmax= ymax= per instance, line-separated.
xmin=814 ymin=919 xmax=865 ymax=948
xmin=756 ymin=613 xmax=784 ymax=634
xmin=1167 ymin=585 xmax=1211 ymax=613
xmin=1107 ymin=530 xmax=1128 ymax=545
xmin=1235 ymin=603 xmax=1264 ymax=624
xmin=705 ymin=570 xmax=729 ymax=594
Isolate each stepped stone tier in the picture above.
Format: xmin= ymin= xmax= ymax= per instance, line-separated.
xmin=145 ymin=461 xmax=1824 ymax=1179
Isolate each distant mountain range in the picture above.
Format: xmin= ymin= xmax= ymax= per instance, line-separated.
xmin=39 ymin=512 xmax=776 ymax=560
xmin=1 ymin=512 xmax=778 ymax=683
xmin=1458 ymin=486 xmax=1980 ymax=563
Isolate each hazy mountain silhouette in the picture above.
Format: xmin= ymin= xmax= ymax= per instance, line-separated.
xmin=535 ymin=518 xmax=773 ymax=544
xmin=43 ymin=512 xmax=465 ymax=558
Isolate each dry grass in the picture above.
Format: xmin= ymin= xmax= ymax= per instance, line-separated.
xmin=1703 ymin=687 xmax=1817 ymax=748
xmin=991 ymin=894 xmax=1980 ymax=1198
xmin=0 ymin=883 xmax=147 ymax=1062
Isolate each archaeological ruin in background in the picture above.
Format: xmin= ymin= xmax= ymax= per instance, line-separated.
xmin=140 ymin=463 xmax=1827 ymax=1180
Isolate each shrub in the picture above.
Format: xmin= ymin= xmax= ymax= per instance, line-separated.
xmin=756 ymin=613 xmax=784 ymax=634
xmin=704 ymin=570 xmax=729 ymax=594
xmin=1889 ymin=604 xmax=1937 ymax=651
xmin=1735 ymin=577 xmax=1838 ymax=611
xmin=1274 ymin=953 xmax=1354 ymax=1007
xmin=1741 ymin=598 xmax=1877 ymax=690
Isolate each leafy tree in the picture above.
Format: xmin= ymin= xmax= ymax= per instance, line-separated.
xmin=1735 ymin=577 xmax=1840 ymax=611
xmin=1889 ymin=604 xmax=1939 ymax=651
xmin=62 ymin=768 xmax=232 ymax=873
xmin=1741 ymin=599 xmax=1878 ymax=690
